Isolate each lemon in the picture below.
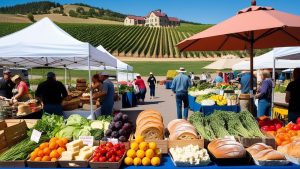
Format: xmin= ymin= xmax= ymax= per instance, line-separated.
xmin=145 ymin=149 xmax=155 ymax=159
xmin=142 ymin=157 xmax=151 ymax=166
xmin=148 ymin=142 xmax=157 ymax=150
xmin=133 ymin=157 xmax=142 ymax=166
xmin=155 ymin=148 xmax=162 ymax=158
xmin=130 ymin=142 xmax=139 ymax=151
xmin=135 ymin=135 xmax=145 ymax=144
xmin=151 ymin=157 xmax=161 ymax=166
xmin=139 ymin=142 xmax=148 ymax=151
xmin=136 ymin=150 xmax=145 ymax=159
xmin=124 ymin=157 xmax=133 ymax=165
xmin=126 ymin=149 xmax=136 ymax=158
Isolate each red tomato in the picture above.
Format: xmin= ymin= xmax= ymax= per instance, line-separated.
xmin=269 ymin=125 xmax=276 ymax=131
xmin=99 ymin=156 xmax=106 ymax=162
xmin=275 ymin=123 xmax=283 ymax=130
xmin=297 ymin=117 xmax=300 ymax=125
xmin=109 ymin=156 xmax=116 ymax=162
xmin=292 ymin=125 xmax=300 ymax=131
xmin=100 ymin=148 xmax=107 ymax=155
xmin=120 ymin=144 xmax=125 ymax=150
xmin=92 ymin=157 xmax=98 ymax=162
xmin=261 ymin=126 xmax=270 ymax=131
xmin=115 ymin=156 xmax=121 ymax=162
xmin=106 ymin=151 xmax=112 ymax=159
xmin=107 ymin=142 xmax=113 ymax=148
xmin=116 ymin=150 xmax=123 ymax=156
xmin=113 ymin=144 xmax=120 ymax=150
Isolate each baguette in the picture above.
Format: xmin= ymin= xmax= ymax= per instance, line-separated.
xmin=253 ymin=149 xmax=285 ymax=161
xmin=208 ymin=138 xmax=246 ymax=158
xmin=246 ymin=143 xmax=272 ymax=155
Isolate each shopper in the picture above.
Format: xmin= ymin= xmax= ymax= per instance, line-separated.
xmin=11 ymin=74 xmax=30 ymax=102
xmin=93 ymin=72 xmax=115 ymax=115
xmin=285 ymin=68 xmax=300 ymax=123
xmin=255 ymin=71 xmax=273 ymax=117
xmin=92 ymin=74 xmax=102 ymax=93
xmin=147 ymin=72 xmax=156 ymax=99
xmin=0 ymin=70 xmax=15 ymax=99
xmin=238 ymin=71 xmax=257 ymax=112
xmin=171 ymin=67 xmax=192 ymax=120
xmin=135 ymin=74 xmax=146 ymax=103
xmin=200 ymin=72 xmax=207 ymax=83
xmin=213 ymin=72 xmax=224 ymax=85
xmin=35 ymin=72 xmax=68 ymax=115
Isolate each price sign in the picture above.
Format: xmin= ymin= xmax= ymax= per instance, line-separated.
xmin=107 ymin=138 xmax=119 ymax=144
xmin=30 ymin=129 xmax=42 ymax=143
xmin=79 ymin=136 xmax=94 ymax=146
xmin=220 ymin=90 xmax=224 ymax=96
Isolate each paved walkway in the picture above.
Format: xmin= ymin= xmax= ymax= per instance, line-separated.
xmin=121 ymin=84 xmax=192 ymax=127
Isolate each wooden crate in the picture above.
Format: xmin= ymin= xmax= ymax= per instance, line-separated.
xmin=58 ymin=160 xmax=89 ymax=168
xmin=27 ymin=160 xmax=58 ymax=168
xmin=130 ymin=135 xmax=168 ymax=154
xmin=238 ymin=137 xmax=276 ymax=149
xmin=0 ymin=160 xmax=26 ymax=168
xmin=89 ymin=155 xmax=124 ymax=169
xmin=4 ymin=119 xmax=37 ymax=128
xmin=168 ymin=137 xmax=204 ymax=149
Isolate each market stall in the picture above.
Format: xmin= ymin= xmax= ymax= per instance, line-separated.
xmin=0 ymin=17 xmax=119 ymax=119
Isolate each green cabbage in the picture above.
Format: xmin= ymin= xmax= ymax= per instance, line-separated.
xmin=55 ymin=126 xmax=77 ymax=140
xmin=66 ymin=114 xmax=89 ymax=126
xmin=72 ymin=128 xmax=91 ymax=140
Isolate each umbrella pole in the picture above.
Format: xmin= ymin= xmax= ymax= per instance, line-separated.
xmin=249 ymin=32 xmax=255 ymax=116
xmin=88 ymin=55 xmax=95 ymax=120
xmin=271 ymin=57 xmax=276 ymax=119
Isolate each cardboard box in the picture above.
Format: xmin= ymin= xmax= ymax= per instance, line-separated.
xmin=238 ymin=137 xmax=276 ymax=149
xmin=168 ymin=136 xmax=204 ymax=149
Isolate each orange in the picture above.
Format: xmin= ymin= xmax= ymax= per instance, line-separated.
xmin=275 ymin=137 xmax=282 ymax=146
xmin=57 ymin=147 xmax=66 ymax=155
xmin=145 ymin=149 xmax=155 ymax=159
xmin=49 ymin=142 xmax=58 ymax=150
xmin=61 ymin=138 xmax=68 ymax=145
xmin=135 ymin=135 xmax=145 ymax=144
xmin=139 ymin=142 xmax=148 ymax=151
xmin=39 ymin=142 xmax=49 ymax=150
xmin=142 ymin=157 xmax=151 ymax=166
xmin=136 ymin=150 xmax=145 ymax=159
xmin=30 ymin=152 xmax=37 ymax=161
xmin=37 ymin=150 xmax=44 ymax=157
xmin=34 ymin=157 xmax=41 ymax=161
xmin=43 ymin=147 xmax=51 ymax=156
xmin=34 ymin=148 xmax=40 ymax=153
xmin=150 ymin=157 xmax=161 ymax=166
xmin=281 ymin=141 xmax=290 ymax=146
xmin=50 ymin=150 xmax=60 ymax=159
xmin=56 ymin=139 xmax=65 ymax=147
xmin=277 ymin=128 xmax=286 ymax=133
xmin=42 ymin=156 xmax=51 ymax=161
xmin=50 ymin=137 xmax=58 ymax=143
xmin=148 ymin=142 xmax=157 ymax=150
xmin=276 ymin=133 xmax=286 ymax=140
xmin=51 ymin=158 xmax=57 ymax=162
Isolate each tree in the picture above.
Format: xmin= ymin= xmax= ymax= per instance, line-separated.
xmin=76 ymin=7 xmax=85 ymax=14
xmin=69 ymin=10 xmax=78 ymax=17
xmin=27 ymin=13 xmax=35 ymax=22
xmin=88 ymin=8 xmax=96 ymax=17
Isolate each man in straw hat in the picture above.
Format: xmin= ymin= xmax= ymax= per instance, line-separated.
xmin=0 ymin=69 xmax=15 ymax=99
xmin=171 ymin=67 xmax=192 ymax=119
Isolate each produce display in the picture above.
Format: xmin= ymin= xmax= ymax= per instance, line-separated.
xmin=135 ymin=110 xmax=164 ymax=140
xmin=189 ymin=89 xmax=216 ymax=97
xmin=208 ymin=138 xmax=246 ymax=158
xmin=200 ymin=99 xmax=215 ymax=106
xmin=210 ymin=95 xmax=227 ymax=106
xmin=167 ymin=119 xmax=198 ymax=140
xmin=60 ymin=140 xmax=95 ymax=161
xmin=195 ymin=94 xmax=214 ymax=104
xmin=247 ymin=143 xmax=286 ymax=161
xmin=189 ymin=111 xmax=265 ymax=141
xmin=91 ymin=142 xmax=125 ymax=163
xmin=258 ymin=116 xmax=284 ymax=132
xmin=119 ymin=84 xmax=134 ymax=94
xmin=278 ymin=137 xmax=300 ymax=159
xmin=170 ymin=145 xmax=210 ymax=166
xmin=55 ymin=114 xmax=111 ymax=141
xmin=124 ymin=135 xmax=161 ymax=166
xmin=104 ymin=112 xmax=134 ymax=142
xmin=28 ymin=137 xmax=68 ymax=162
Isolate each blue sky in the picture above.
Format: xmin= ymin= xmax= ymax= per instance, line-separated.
xmin=1 ymin=0 xmax=300 ymax=23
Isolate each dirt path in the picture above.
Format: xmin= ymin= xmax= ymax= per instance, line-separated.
xmin=121 ymin=84 xmax=192 ymax=127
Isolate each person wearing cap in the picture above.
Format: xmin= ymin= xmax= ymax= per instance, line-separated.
xmin=35 ymin=72 xmax=68 ymax=115
xmin=171 ymin=67 xmax=192 ymax=119
xmin=135 ymin=74 xmax=147 ymax=103
xmin=92 ymin=72 xmax=114 ymax=115
xmin=0 ymin=70 xmax=15 ymax=99
xmin=11 ymin=74 xmax=30 ymax=102
xmin=147 ymin=72 xmax=156 ymax=99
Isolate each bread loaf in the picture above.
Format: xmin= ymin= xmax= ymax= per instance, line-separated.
xmin=246 ymin=143 xmax=272 ymax=155
xmin=167 ymin=119 xmax=198 ymax=141
xmin=135 ymin=110 xmax=164 ymax=140
xmin=253 ymin=149 xmax=285 ymax=161
xmin=287 ymin=141 xmax=300 ymax=158
xmin=167 ymin=119 xmax=187 ymax=132
xmin=208 ymin=138 xmax=246 ymax=158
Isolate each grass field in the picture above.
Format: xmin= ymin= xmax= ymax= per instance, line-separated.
xmin=30 ymin=61 xmax=213 ymax=80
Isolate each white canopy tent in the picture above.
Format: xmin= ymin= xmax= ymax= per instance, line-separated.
xmin=204 ymin=58 xmax=244 ymax=70
xmin=232 ymin=50 xmax=300 ymax=70
xmin=274 ymin=47 xmax=300 ymax=60
xmin=0 ymin=17 xmax=118 ymax=119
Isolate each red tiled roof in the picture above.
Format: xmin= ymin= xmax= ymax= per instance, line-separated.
xmin=169 ymin=17 xmax=180 ymax=22
xmin=127 ymin=15 xmax=145 ymax=21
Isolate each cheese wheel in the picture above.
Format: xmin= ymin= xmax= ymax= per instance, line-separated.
xmin=208 ymin=138 xmax=246 ymax=158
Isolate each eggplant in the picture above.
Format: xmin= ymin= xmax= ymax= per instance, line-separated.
xmin=111 ymin=131 xmax=119 ymax=138
xmin=109 ymin=122 xmax=116 ymax=130
xmin=115 ymin=121 xmax=123 ymax=130
xmin=114 ymin=113 xmax=123 ymax=122
xmin=123 ymin=122 xmax=131 ymax=130
xmin=118 ymin=135 xmax=127 ymax=142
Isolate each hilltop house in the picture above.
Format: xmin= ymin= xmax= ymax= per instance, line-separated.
xmin=124 ymin=9 xmax=180 ymax=27
xmin=124 ymin=16 xmax=145 ymax=26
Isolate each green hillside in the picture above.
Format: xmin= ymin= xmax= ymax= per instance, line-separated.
xmin=0 ymin=22 xmax=269 ymax=58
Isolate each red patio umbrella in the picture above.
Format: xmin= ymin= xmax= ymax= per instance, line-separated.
xmin=177 ymin=0 xmax=300 ymax=113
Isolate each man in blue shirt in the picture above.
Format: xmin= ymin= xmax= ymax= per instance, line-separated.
xmin=171 ymin=67 xmax=192 ymax=119
xmin=238 ymin=71 xmax=257 ymax=113
xmin=213 ymin=72 xmax=224 ymax=85
xmin=93 ymin=72 xmax=115 ymax=116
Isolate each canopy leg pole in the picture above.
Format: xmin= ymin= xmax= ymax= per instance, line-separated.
xmin=271 ymin=58 xmax=276 ymax=119
xmin=88 ymin=55 xmax=95 ymax=120
xmin=64 ymin=67 xmax=67 ymax=87
xmin=249 ymin=32 xmax=255 ymax=116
